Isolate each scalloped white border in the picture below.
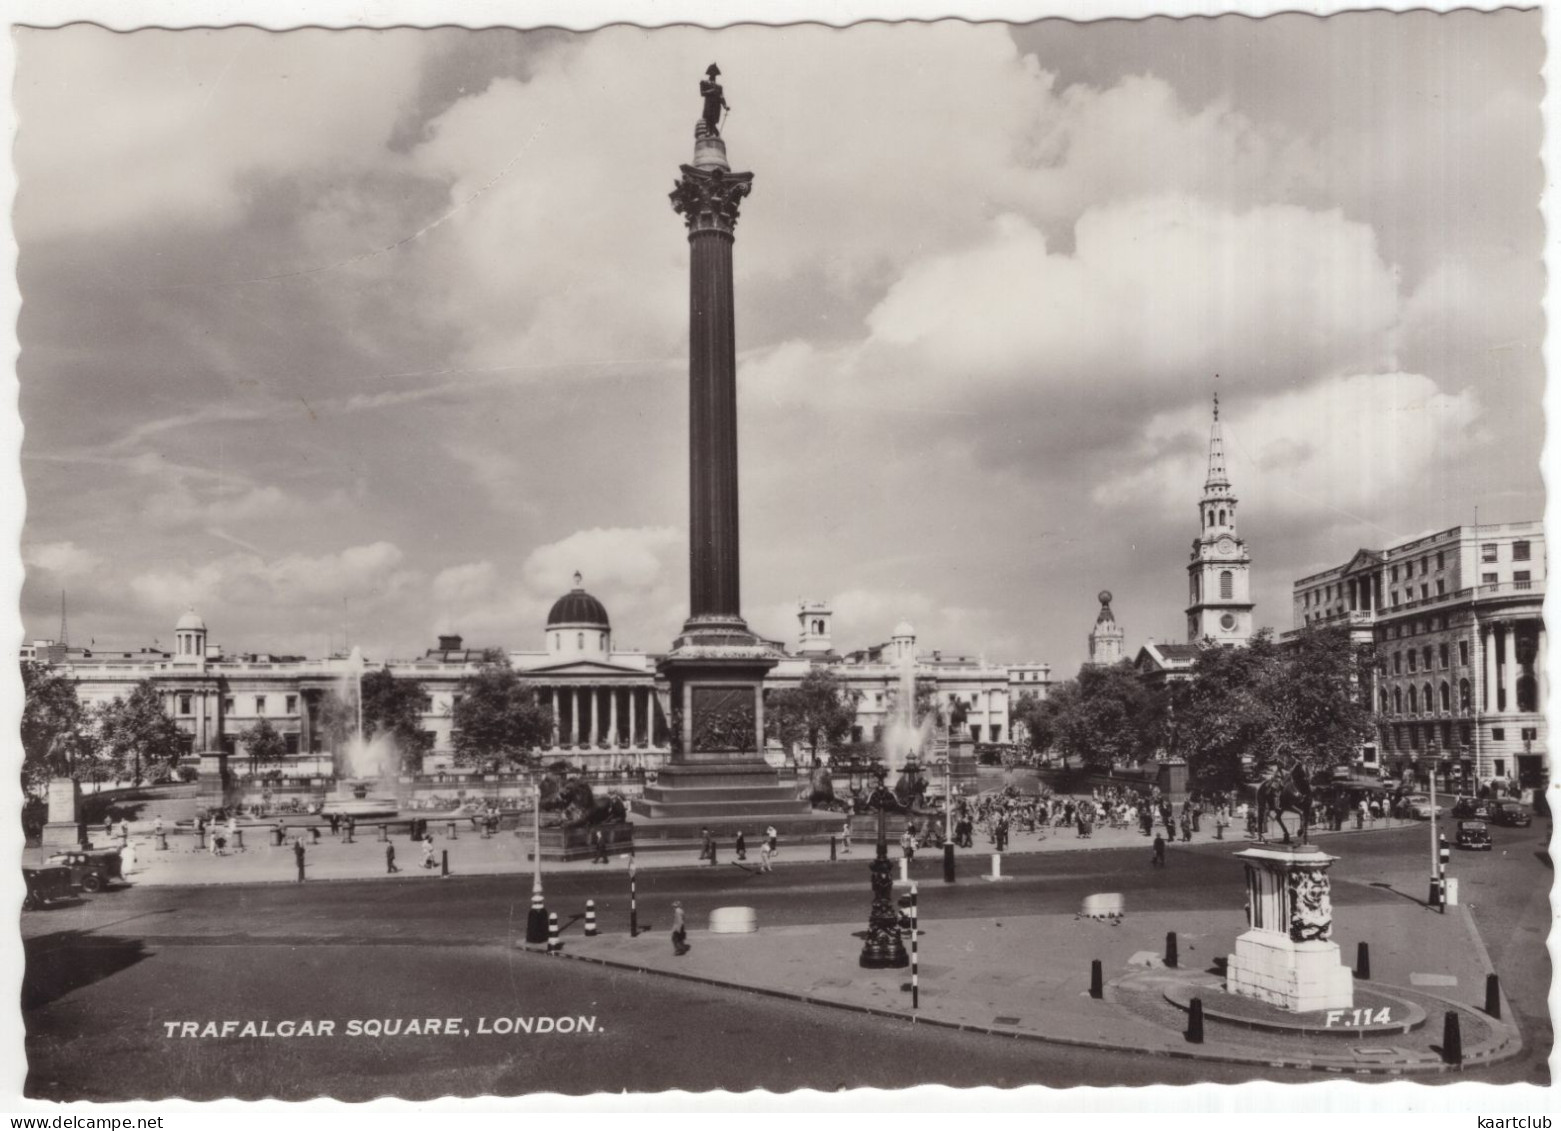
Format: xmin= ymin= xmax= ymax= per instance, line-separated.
xmin=0 ymin=0 xmax=1553 ymax=1119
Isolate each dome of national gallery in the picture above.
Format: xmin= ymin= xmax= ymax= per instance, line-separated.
xmin=546 ymin=572 xmax=610 ymax=628
xmin=176 ymin=608 xmax=207 ymax=632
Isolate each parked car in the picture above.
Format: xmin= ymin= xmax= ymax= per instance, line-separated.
xmin=45 ymin=848 xmax=123 ymax=893
xmin=1451 ymin=797 xmax=1493 ymax=820
xmin=1488 ymin=799 xmax=1534 ymax=828
xmin=22 ymin=865 xmax=73 ymax=910
xmin=1455 ymin=819 xmax=1492 ymax=850
xmin=1403 ymin=793 xmax=1443 ymax=820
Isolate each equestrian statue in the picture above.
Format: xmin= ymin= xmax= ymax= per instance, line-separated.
xmin=1253 ymin=759 xmax=1316 ymax=846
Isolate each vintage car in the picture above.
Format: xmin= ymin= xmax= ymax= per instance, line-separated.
xmin=45 ymin=848 xmax=124 ymax=893
xmin=1403 ymin=793 xmax=1443 ymax=820
xmin=22 ymin=865 xmax=74 ymax=910
xmin=1488 ymin=799 xmax=1534 ymax=828
xmin=1451 ymin=797 xmax=1493 ymax=820
xmin=1455 ymin=819 xmax=1492 ymax=850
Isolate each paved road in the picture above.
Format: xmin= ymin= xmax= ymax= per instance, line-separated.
xmin=23 ymin=823 xmax=1550 ymax=1098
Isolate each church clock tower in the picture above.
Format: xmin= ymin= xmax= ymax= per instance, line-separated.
xmin=1186 ymin=392 xmax=1254 ymax=645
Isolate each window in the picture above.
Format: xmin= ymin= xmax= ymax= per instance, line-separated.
xmin=1459 ymin=679 xmax=1471 ymax=713
xmin=1516 ymin=675 xmax=1537 ymax=712
xmin=1393 ymin=687 xmax=1403 ymax=714
xmin=1407 ymin=686 xmax=1418 ymax=713
xmin=1521 ymin=727 xmax=1538 ymax=742
xmin=1407 ymin=650 xmax=1416 ymax=673
xmin=1423 ymin=646 xmax=1433 ymax=670
xmin=1491 ymin=728 xmax=1505 ymax=742
xmin=1420 ymin=584 xmax=1429 ymax=600
xmin=223 ymin=696 xmax=234 ymax=714
xmin=285 ymin=694 xmax=297 ymax=715
xmin=1440 ymin=683 xmax=1450 ymax=712
xmin=1391 ymin=590 xmax=1399 ymax=607
xmin=1423 ymin=684 xmax=1433 ymax=716
xmin=1437 ymin=643 xmax=1447 ymax=669
xmin=255 ymin=695 xmax=267 ymax=714
xmin=1459 ymin=641 xmax=1469 ymax=666
xmin=1482 ymin=544 xmax=1498 ymax=563
xmin=179 ymin=694 xmax=192 ymax=715
xmin=1420 ymin=558 xmax=1429 ymax=577
xmin=990 ymin=725 xmax=1002 ymax=743
xmin=418 ymin=694 xmax=433 ymax=713
xmin=284 ymin=732 xmax=300 ymax=755
xmin=1436 ymin=579 xmax=1445 ymax=596
xmin=1436 ymin=551 xmax=1445 ymax=569
xmin=1391 ymin=565 xmax=1399 ymax=582
xmin=1482 ymin=572 xmax=1498 ymax=586
xmin=1394 ymin=651 xmax=1402 ymax=674
xmin=1219 ymin=571 xmax=1234 ymax=600
xmin=1513 ymin=541 xmax=1531 ymax=562
xmin=1515 ymin=570 xmax=1532 ymax=589
xmin=1494 ymin=759 xmax=1506 ymax=777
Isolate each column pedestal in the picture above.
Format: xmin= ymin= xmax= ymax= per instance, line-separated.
xmin=1225 ymin=845 xmax=1354 ymax=1013
xmin=40 ymin=777 xmax=85 ymax=848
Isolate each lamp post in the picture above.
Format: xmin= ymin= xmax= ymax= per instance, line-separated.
xmin=940 ymin=757 xmax=956 ymax=883
xmin=859 ymin=768 xmax=909 ymax=968
xmin=526 ymin=784 xmax=548 ymax=944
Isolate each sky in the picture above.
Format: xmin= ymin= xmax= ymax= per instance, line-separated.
xmin=11 ymin=13 xmax=1545 ymax=673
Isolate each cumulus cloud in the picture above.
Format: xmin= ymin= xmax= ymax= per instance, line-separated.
xmin=1093 ymin=372 xmax=1483 ymax=522
xmin=129 ymin=541 xmax=415 ymax=619
xmin=24 ymin=541 xmax=103 ymax=578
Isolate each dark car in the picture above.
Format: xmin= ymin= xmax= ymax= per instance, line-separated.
xmin=45 ymin=848 xmax=124 ymax=893
xmin=1451 ymin=797 xmax=1493 ymax=820
xmin=1488 ymin=800 xmax=1533 ymax=828
xmin=1455 ymin=819 xmax=1492 ymax=850
xmin=22 ymin=865 xmax=73 ymax=909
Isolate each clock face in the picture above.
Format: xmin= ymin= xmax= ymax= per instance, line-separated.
xmin=1220 ymin=613 xmax=1237 ymax=630
xmin=1217 ymin=537 xmax=1235 ymax=554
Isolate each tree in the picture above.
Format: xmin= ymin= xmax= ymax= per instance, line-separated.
xmin=360 ymin=668 xmax=433 ymax=774
xmin=237 ymin=718 xmax=287 ymax=776
xmin=451 ymin=663 xmax=553 ymax=771
xmin=21 ymin=661 xmax=94 ymax=793
xmin=1268 ymin=624 xmax=1373 ymax=772
xmin=1047 ymin=662 xmax=1166 ymax=769
xmin=95 ymin=680 xmax=187 ymax=785
xmin=765 ymin=669 xmax=860 ymax=763
xmin=1010 ymin=691 xmax=1060 ymax=757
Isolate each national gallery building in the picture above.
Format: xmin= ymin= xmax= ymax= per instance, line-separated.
xmin=25 ymin=577 xmax=1053 ymax=776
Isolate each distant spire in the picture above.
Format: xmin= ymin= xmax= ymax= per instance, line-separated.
xmin=1204 ymin=381 xmax=1231 ymax=495
xmin=59 ymin=590 xmax=67 ymax=648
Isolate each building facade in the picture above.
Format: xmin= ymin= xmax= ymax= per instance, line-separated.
xmin=29 ymin=587 xmax=1052 ymax=776
xmin=1291 ymin=521 xmax=1547 ymax=789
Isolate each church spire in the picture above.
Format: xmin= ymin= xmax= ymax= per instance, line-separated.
xmin=1204 ymin=387 xmax=1231 ymax=496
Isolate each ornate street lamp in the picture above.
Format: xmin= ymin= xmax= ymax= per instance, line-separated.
xmin=859 ymin=767 xmax=909 ymax=969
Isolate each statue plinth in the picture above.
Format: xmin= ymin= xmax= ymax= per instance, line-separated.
xmin=1226 ymin=845 xmax=1354 ymax=1013
xmin=40 ymin=777 xmax=85 ymax=848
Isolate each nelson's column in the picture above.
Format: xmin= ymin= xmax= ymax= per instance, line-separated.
xmin=635 ymin=66 xmax=813 ymax=831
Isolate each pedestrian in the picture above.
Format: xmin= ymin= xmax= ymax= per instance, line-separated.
xmin=841 ymin=817 xmax=852 ymax=856
xmin=699 ymin=827 xmax=713 ymax=863
xmin=293 ymin=838 xmax=306 ymax=882
xmin=421 ymin=834 xmax=436 ymax=869
xmin=671 ymin=901 xmax=690 ymax=956
xmin=900 ymin=827 xmax=915 ymax=861
xmin=1191 ymin=804 xmax=1202 ymax=833
xmin=121 ymin=840 xmax=138 ymax=876
xmin=734 ymin=830 xmax=747 ymax=861
xmin=386 ymin=843 xmax=400 ymax=874
xmin=1180 ymin=812 xmax=1192 ymax=843
xmin=1215 ymin=808 xmax=1228 ymax=840
xmin=329 ymin=812 xmax=340 ymax=835
xmin=766 ymin=825 xmax=779 ymax=856
xmin=758 ymin=840 xmax=773 ymax=873
xmin=592 ymin=827 xmax=610 ymax=865
xmin=311 ymin=825 xmax=321 ymax=845
xmin=1152 ymin=833 xmax=1166 ymax=868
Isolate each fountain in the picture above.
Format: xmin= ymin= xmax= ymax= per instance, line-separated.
xmin=324 ymin=646 xmax=401 ymax=818
xmin=880 ymin=625 xmax=933 ymax=773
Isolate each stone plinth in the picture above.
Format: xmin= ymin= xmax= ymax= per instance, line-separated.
xmin=196 ymin=750 xmax=233 ymax=813
xmin=40 ymin=778 xmax=84 ymax=848
xmin=1156 ymin=758 xmax=1189 ymax=799
xmin=1225 ymin=845 xmax=1354 ymax=1013
xmin=530 ymin=821 xmax=635 ymax=863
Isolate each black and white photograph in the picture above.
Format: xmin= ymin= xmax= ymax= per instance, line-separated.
xmin=6 ymin=0 xmax=1553 ymax=1110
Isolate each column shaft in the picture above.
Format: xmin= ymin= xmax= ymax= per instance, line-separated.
xmin=688 ymin=229 xmax=741 ymax=620
xmin=1485 ymin=624 xmax=1498 ymax=713
xmin=609 ymin=688 xmax=619 ymax=747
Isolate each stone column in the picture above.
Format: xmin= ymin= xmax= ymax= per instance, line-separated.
xmin=628 ymin=689 xmax=639 ymax=746
xmin=670 ymin=132 xmax=754 ymax=629
xmin=1536 ymin=622 xmax=1548 ymax=713
xmin=1485 ymin=623 xmax=1499 ymax=713
xmin=1498 ymin=623 xmax=1514 ymax=713
xmin=572 ymin=687 xmax=582 ymax=748
xmin=548 ymin=688 xmax=559 ymax=748
xmin=609 ymin=688 xmax=619 ymax=747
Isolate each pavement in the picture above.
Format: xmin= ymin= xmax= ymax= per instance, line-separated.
xmin=66 ymin=810 xmax=1427 ymax=887
xmin=544 ymin=898 xmax=1521 ymax=1076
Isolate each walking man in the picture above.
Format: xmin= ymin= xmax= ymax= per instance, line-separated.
xmin=422 ymin=834 xmax=436 ymax=869
xmin=592 ymin=827 xmax=610 ymax=865
xmin=293 ymin=838 xmax=306 ymax=882
xmin=758 ymin=839 xmax=774 ymax=873
xmin=386 ymin=843 xmax=400 ymax=873
xmin=1152 ymin=833 xmax=1167 ymax=868
xmin=841 ymin=816 xmax=852 ymax=856
xmin=735 ymin=830 xmax=747 ymax=861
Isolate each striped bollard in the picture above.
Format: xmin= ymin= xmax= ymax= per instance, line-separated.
xmin=525 ymin=889 xmax=548 ymax=944
xmin=584 ymin=899 xmax=598 ymax=937
xmin=547 ymin=911 xmax=561 ymax=954
xmin=899 ymin=857 xmax=910 ymax=884
xmin=909 ymin=884 xmax=920 ymax=1010
xmin=629 ymin=864 xmax=639 ymax=937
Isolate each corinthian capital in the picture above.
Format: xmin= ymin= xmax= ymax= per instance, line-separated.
xmin=670 ymin=164 xmax=754 ymax=234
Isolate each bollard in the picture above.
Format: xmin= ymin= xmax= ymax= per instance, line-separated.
xmin=447 ymin=821 xmax=457 ymax=840
xmin=830 ymin=836 xmax=837 ymax=862
xmin=1186 ymin=997 xmax=1205 ymax=1043
xmin=909 ymin=885 xmax=919 ymax=1010
xmin=233 ymin=829 xmax=244 ymax=851
xmin=990 ymin=853 xmax=1002 ymax=880
xmin=899 ymin=857 xmax=910 ymax=884
xmin=1485 ymin=973 xmax=1502 ymax=1019
xmin=1165 ymin=931 xmax=1178 ymax=969
xmin=943 ymin=841 xmax=955 ymax=883
xmin=379 ymin=824 xmax=389 ymax=843
xmin=547 ymin=911 xmax=561 ymax=954
xmin=1356 ymin=941 xmax=1371 ymax=981
xmin=584 ymin=899 xmax=598 ymax=937
xmin=526 ymin=890 xmax=548 ymax=944
xmin=441 ymin=849 xmax=449 ymax=877
xmin=156 ymin=832 xmax=169 ymax=851
xmin=629 ymin=871 xmax=639 ymax=938
xmin=1090 ymin=959 xmax=1104 ymax=1000
xmin=1441 ymin=1010 xmax=1463 ymax=1065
